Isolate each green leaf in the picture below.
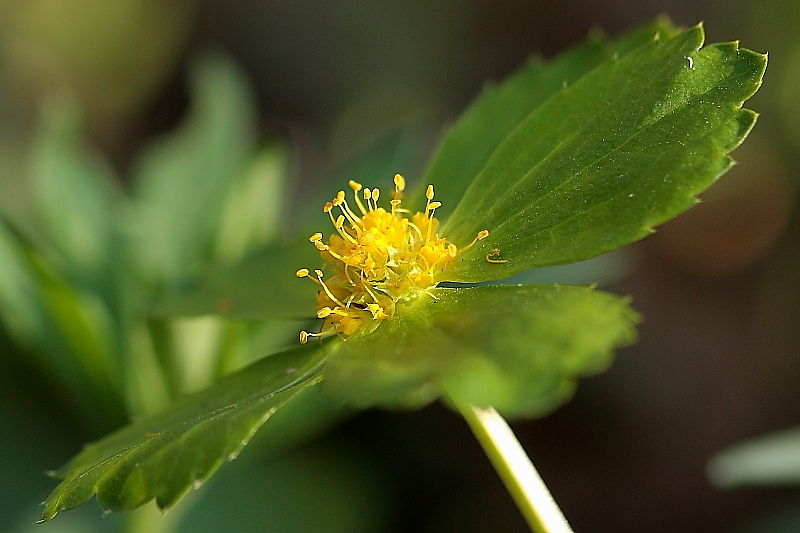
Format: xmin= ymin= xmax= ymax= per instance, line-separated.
xmin=322 ymin=284 xmax=638 ymax=418
xmin=153 ymin=241 xmax=320 ymax=320
xmin=29 ymin=98 xmax=121 ymax=286
xmin=0 ymin=219 xmax=125 ymax=429
xmin=0 ymin=221 xmax=47 ymax=346
xmin=129 ymin=51 xmax=257 ymax=284
xmin=418 ymin=18 xmax=679 ymax=219
xmin=38 ymin=345 xmax=326 ymax=522
xmin=442 ymin=25 xmax=766 ymax=282
xmin=708 ymin=427 xmax=800 ymax=488
xmin=212 ymin=141 xmax=290 ymax=266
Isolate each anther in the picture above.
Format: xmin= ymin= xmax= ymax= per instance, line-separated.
xmin=350 ymin=181 xmax=367 ymax=214
xmin=299 ymin=331 xmax=310 ymax=344
xmin=393 ymin=174 xmax=406 ymax=194
xmin=314 ymin=270 xmax=347 ymax=307
xmin=426 ymin=185 xmax=435 ymax=200
xmin=296 ymin=268 xmax=309 ymax=277
xmin=460 ymin=229 xmax=490 ymax=253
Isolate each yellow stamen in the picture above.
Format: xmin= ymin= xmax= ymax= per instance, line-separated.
xmin=296 ymin=174 xmax=490 ymax=343
xmin=349 ymin=180 xmax=367 ymax=215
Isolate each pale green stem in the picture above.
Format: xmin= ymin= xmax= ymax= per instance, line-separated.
xmin=455 ymin=401 xmax=574 ymax=533
xmin=121 ymin=494 xmax=195 ymax=533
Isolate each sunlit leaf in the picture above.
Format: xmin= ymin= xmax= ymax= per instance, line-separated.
xmin=442 ymin=25 xmax=766 ymax=281
xmin=417 ymin=18 xmax=679 ymax=218
xmin=323 ymin=284 xmax=638 ymax=418
xmin=38 ymin=345 xmax=326 ymax=522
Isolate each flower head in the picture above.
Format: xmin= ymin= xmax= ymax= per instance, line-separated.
xmin=297 ymin=174 xmax=487 ymax=343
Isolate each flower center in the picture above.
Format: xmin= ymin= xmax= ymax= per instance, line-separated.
xmin=297 ymin=174 xmax=487 ymax=343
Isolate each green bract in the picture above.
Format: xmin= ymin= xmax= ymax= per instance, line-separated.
xmin=37 ymin=20 xmax=766 ymax=522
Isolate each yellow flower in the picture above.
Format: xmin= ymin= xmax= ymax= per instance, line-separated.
xmin=297 ymin=174 xmax=487 ymax=343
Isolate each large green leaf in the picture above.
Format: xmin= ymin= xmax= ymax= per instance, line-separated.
xmin=322 ymin=284 xmax=638 ymax=418
xmin=128 ymin=52 xmax=256 ymax=285
xmin=441 ymin=25 xmax=766 ymax=281
xmin=416 ymin=19 xmax=679 ymax=218
xmin=38 ymin=345 xmax=327 ymax=522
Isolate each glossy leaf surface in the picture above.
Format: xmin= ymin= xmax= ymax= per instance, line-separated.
xmin=419 ymin=19 xmax=679 ymax=219
xmin=442 ymin=25 xmax=766 ymax=281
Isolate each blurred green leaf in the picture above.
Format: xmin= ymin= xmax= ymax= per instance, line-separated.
xmin=0 ymin=221 xmax=46 ymax=346
xmin=39 ymin=345 xmax=326 ymax=521
xmin=0 ymin=220 xmax=125 ymax=428
xmin=129 ymin=51 xmax=257 ymax=284
xmin=153 ymin=241 xmax=319 ymax=320
xmin=708 ymin=427 xmax=800 ymax=488
xmin=418 ymin=18 xmax=679 ymax=218
xmin=323 ymin=284 xmax=638 ymax=418
xmin=442 ymin=25 xmax=766 ymax=281
xmin=212 ymin=141 xmax=289 ymax=265
xmin=29 ymin=98 xmax=120 ymax=287
xmin=178 ymin=424 xmax=384 ymax=533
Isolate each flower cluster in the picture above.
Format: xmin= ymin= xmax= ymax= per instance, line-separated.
xmin=297 ymin=174 xmax=487 ymax=343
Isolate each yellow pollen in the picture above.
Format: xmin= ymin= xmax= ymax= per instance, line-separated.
xmin=297 ymin=175 xmax=489 ymax=343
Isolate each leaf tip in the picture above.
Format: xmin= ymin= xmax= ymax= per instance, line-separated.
xmin=36 ymin=505 xmax=57 ymax=524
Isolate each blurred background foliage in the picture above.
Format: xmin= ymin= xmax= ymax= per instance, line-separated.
xmin=1 ymin=1 xmax=800 ymax=532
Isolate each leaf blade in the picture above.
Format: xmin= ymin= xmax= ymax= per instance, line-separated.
xmin=323 ymin=284 xmax=638 ymax=418
xmin=39 ymin=345 xmax=326 ymax=521
xmin=441 ymin=25 xmax=766 ymax=281
xmin=418 ymin=18 xmax=679 ymax=218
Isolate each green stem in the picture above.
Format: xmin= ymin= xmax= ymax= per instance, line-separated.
xmin=121 ymin=490 xmax=197 ymax=533
xmin=121 ymin=505 xmax=175 ymax=533
xmin=454 ymin=400 xmax=574 ymax=533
